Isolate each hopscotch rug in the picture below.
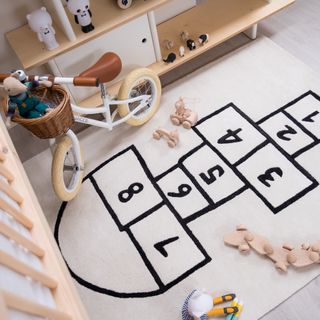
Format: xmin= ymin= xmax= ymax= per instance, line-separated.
xmin=25 ymin=36 xmax=320 ymax=320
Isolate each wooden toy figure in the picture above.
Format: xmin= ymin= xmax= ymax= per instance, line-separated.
xmin=153 ymin=128 xmax=179 ymax=147
xmin=66 ymin=0 xmax=94 ymax=33
xmin=163 ymin=52 xmax=176 ymax=63
xmin=2 ymin=74 xmax=52 ymax=119
xmin=170 ymin=97 xmax=198 ymax=129
xmin=198 ymin=34 xmax=209 ymax=45
xmin=27 ymin=7 xmax=59 ymax=51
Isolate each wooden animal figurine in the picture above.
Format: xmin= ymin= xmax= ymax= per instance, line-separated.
xmin=287 ymin=244 xmax=320 ymax=267
xmin=2 ymin=74 xmax=52 ymax=119
xmin=179 ymin=46 xmax=185 ymax=57
xmin=186 ymin=39 xmax=196 ymax=51
xmin=163 ymin=52 xmax=176 ymax=63
xmin=198 ymin=34 xmax=209 ymax=45
xmin=66 ymin=0 xmax=94 ymax=33
xmin=163 ymin=39 xmax=174 ymax=50
xmin=153 ymin=128 xmax=179 ymax=147
xmin=170 ymin=97 xmax=198 ymax=129
xmin=224 ymin=225 xmax=320 ymax=272
xmin=180 ymin=31 xmax=190 ymax=42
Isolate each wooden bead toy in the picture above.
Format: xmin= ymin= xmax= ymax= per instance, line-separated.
xmin=153 ymin=128 xmax=179 ymax=148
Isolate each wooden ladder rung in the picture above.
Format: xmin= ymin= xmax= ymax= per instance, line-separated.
xmin=0 ymin=164 xmax=14 ymax=183
xmin=1 ymin=290 xmax=72 ymax=320
xmin=0 ymin=250 xmax=57 ymax=289
xmin=0 ymin=292 xmax=9 ymax=320
xmin=0 ymin=198 xmax=33 ymax=229
xmin=0 ymin=221 xmax=44 ymax=257
xmin=0 ymin=180 xmax=23 ymax=205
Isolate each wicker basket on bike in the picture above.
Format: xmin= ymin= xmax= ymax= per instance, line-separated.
xmin=11 ymin=84 xmax=74 ymax=139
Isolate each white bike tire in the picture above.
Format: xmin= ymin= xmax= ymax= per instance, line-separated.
xmin=117 ymin=68 xmax=161 ymax=126
xmin=51 ymin=136 xmax=84 ymax=201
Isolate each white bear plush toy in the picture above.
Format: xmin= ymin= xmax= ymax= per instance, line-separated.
xmin=27 ymin=7 xmax=59 ymax=51
xmin=66 ymin=0 xmax=94 ymax=33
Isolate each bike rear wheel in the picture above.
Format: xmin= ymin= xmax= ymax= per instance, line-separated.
xmin=51 ymin=136 xmax=84 ymax=201
xmin=117 ymin=0 xmax=132 ymax=9
xmin=117 ymin=68 xmax=161 ymax=126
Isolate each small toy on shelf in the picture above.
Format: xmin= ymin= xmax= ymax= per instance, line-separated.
xmin=182 ymin=289 xmax=238 ymax=320
xmin=26 ymin=7 xmax=59 ymax=51
xmin=170 ymin=97 xmax=198 ymax=129
xmin=186 ymin=39 xmax=196 ymax=51
xmin=163 ymin=39 xmax=174 ymax=50
xmin=198 ymin=34 xmax=209 ymax=45
xmin=180 ymin=31 xmax=189 ymax=42
xmin=66 ymin=0 xmax=94 ymax=33
xmin=179 ymin=46 xmax=185 ymax=57
xmin=2 ymin=73 xmax=52 ymax=119
xmin=224 ymin=225 xmax=320 ymax=272
xmin=163 ymin=52 xmax=176 ymax=63
xmin=153 ymin=128 xmax=179 ymax=148
xmin=117 ymin=0 xmax=133 ymax=9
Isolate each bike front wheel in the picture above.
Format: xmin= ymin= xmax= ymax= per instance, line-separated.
xmin=51 ymin=136 xmax=84 ymax=201
xmin=117 ymin=68 xmax=161 ymax=126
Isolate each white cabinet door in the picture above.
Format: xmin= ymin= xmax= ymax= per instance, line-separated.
xmin=155 ymin=0 xmax=197 ymax=24
xmin=53 ymin=14 xmax=156 ymax=103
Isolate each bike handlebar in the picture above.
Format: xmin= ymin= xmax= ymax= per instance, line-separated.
xmin=0 ymin=73 xmax=100 ymax=87
xmin=0 ymin=74 xmax=10 ymax=82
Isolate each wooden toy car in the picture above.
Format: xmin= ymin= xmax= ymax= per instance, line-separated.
xmin=170 ymin=97 xmax=198 ymax=129
xmin=153 ymin=128 xmax=179 ymax=148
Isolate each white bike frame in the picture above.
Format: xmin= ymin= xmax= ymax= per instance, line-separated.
xmin=37 ymin=76 xmax=152 ymax=166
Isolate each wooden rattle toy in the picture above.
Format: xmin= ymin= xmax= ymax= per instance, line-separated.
xmin=170 ymin=97 xmax=198 ymax=129
xmin=224 ymin=225 xmax=320 ymax=272
xmin=153 ymin=128 xmax=179 ymax=147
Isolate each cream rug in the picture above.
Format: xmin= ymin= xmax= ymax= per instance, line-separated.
xmin=24 ymin=36 xmax=320 ymax=320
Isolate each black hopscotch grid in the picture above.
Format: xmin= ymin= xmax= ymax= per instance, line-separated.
xmin=55 ymin=145 xmax=211 ymax=298
xmin=55 ymin=91 xmax=320 ymax=298
xmin=192 ymin=101 xmax=319 ymax=214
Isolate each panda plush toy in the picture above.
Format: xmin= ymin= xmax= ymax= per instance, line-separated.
xmin=66 ymin=0 xmax=94 ymax=33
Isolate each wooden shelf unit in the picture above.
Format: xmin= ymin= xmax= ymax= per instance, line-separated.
xmin=79 ymin=0 xmax=294 ymax=108
xmin=153 ymin=0 xmax=294 ymax=75
xmin=5 ymin=0 xmax=170 ymax=70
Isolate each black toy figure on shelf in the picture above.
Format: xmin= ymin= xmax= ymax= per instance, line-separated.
xmin=186 ymin=39 xmax=196 ymax=51
xmin=163 ymin=52 xmax=176 ymax=63
xmin=66 ymin=0 xmax=94 ymax=33
xmin=198 ymin=34 xmax=209 ymax=45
